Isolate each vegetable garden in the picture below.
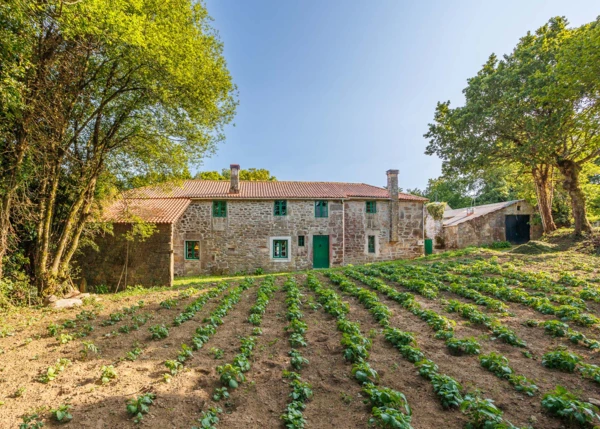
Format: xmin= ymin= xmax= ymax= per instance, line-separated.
xmin=1 ymin=250 xmax=600 ymax=428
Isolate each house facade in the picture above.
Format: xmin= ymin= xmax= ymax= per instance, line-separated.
xmin=79 ymin=165 xmax=427 ymax=287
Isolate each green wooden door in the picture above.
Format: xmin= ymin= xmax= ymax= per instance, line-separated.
xmin=313 ymin=235 xmax=330 ymax=269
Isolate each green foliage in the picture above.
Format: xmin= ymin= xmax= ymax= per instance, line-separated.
xmin=126 ymin=393 xmax=156 ymax=424
xmin=39 ymin=358 xmax=71 ymax=384
xmin=212 ymin=387 xmax=229 ymax=401
xmin=542 ymin=348 xmax=582 ymax=372
xmin=485 ymin=241 xmax=512 ymax=250
xmin=460 ymin=394 xmax=505 ymax=428
xmin=430 ymin=374 xmax=463 ymax=409
xmin=196 ymin=168 xmax=276 ymax=181
xmin=425 ymin=17 xmax=600 ymax=234
xmin=445 ymin=337 xmax=480 ymax=355
xmin=165 ymin=360 xmax=183 ymax=376
xmin=19 ymin=413 xmax=44 ymax=429
xmin=80 ymin=341 xmax=99 ymax=359
xmin=50 ymin=404 xmax=73 ymax=423
xmin=149 ymin=324 xmax=169 ymax=340
xmin=159 ymin=298 xmax=177 ymax=309
xmin=289 ymin=349 xmax=309 ymax=371
xmin=541 ymin=386 xmax=600 ymax=426
xmin=193 ymin=407 xmax=222 ymax=429
xmin=217 ymin=364 xmax=245 ymax=389
xmin=0 ymin=0 xmax=238 ymax=295
xmin=426 ymin=202 xmax=446 ymax=220
xmin=99 ymin=365 xmax=117 ymax=384
xmin=126 ymin=347 xmax=142 ymax=361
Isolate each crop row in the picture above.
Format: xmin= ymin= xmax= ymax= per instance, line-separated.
xmin=281 ymin=276 xmax=312 ymax=429
xmin=326 ymin=272 xmax=600 ymax=428
xmin=370 ymin=262 xmax=599 ymax=351
xmin=449 ymin=258 xmax=600 ymax=303
xmin=373 ymin=262 xmax=600 ymax=333
xmin=206 ymin=276 xmax=276 ymax=428
xmin=325 ymin=271 xmax=521 ymax=428
xmin=305 ymin=273 xmax=414 ymax=428
xmin=161 ymin=278 xmax=255 ymax=386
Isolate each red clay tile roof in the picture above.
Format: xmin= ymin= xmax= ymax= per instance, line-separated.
xmin=103 ymin=180 xmax=426 ymax=223
xmin=125 ymin=180 xmax=428 ymax=201
xmin=103 ymin=198 xmax=191 ymax=224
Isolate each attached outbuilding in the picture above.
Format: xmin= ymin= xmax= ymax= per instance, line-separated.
xmin=426 ymin=200 xmax=542 ymax=250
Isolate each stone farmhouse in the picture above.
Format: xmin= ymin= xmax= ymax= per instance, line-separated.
xmin=79 ymin=165 xmax=427 ymax=287
xmin=425 ymin=200 xmax=542 ymax=250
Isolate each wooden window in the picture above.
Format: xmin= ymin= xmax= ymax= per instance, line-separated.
xmin=273 ymin=239 xmax=289 ymax=259
xmin=368 ymin=236 xmax=376 ymax=254
xmin=274 ymin=200 xmax=287 ymax=216
xmin=185 ymin=241 xmax=200 ymax=260
xmin=315 ymin=200 xmax=328 ymax=218
xmin=366 ymin=201 xmax=377 ymax=213
xmin=212 ymin=201 xmax=227 ymax=217
xmin=298 ymin=235 xmax=305 ymax=247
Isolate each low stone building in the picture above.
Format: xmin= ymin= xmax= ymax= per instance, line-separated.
xmin=79 ymin=165 xmax=427 ymax=287
xmin=425 ymin=200 xmax=542 ymax=250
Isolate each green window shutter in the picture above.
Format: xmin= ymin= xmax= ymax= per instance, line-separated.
xmin=315 ymin=200 xmax=328 ymax=218
xmin=368 ymin=236 xmax=375 ymax=254
xmin=366 ymin=201 xmax=376 ymax=213
xmin=212 ymin=201 xmax=227 ymax=217
xmin=185 ymin=241 xmax=200 ymax=260
xmin=274 ymin=200 xmax=287 ymax=216
xmin=298 ymin=235 xmax=305 ymax=247
xmin=273 ymin=239 xmax=289 ymax=258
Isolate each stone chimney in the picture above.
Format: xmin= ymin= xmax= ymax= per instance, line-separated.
xmin=230 ymin=164 xmax=240 ymax=194
xmin=387 ymin=169 xmax=399 ymax=242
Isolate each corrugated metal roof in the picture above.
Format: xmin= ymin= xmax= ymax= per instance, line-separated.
xmin=103 ymin=198 xmax=191 ymax=224
xmin=443 ymin=200 xmax=524 ymax=227
xmin=125 ymin=180 xmax=428 ymax=202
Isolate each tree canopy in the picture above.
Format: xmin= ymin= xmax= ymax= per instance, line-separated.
xmin=0 ymin=0 xmax=237 ymax=295
xmin=195 ymin=168 xmax=277 ymax=181
xmin=425 ymin=17 xmax=600 ymax=235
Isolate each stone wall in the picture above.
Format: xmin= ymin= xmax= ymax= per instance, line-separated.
xmin=173 ymin=200 xmax=345 ymax=276
xmin=77 ymin=223 xmax=173 ymax=288
xmin=444 ymin=201 xmax=541 ymax=249
xmin=173 ymin=199 xmax=425 ymax=276
xmin=343 ymin=200 xmax=424 ymax=265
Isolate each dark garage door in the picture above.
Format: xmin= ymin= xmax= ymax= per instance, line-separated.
xmin=505 ymin=215 xmax=530 ymax=244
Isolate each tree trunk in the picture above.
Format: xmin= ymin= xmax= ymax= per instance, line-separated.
xmin=532 ymin=165 xmax=557 ymax=234
xmin=557 ymin=159 xmax=593 ymax=235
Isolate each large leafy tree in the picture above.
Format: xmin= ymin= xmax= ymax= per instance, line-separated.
xmin=425 ymin=17 xmax=600 ymax=235
xmin=0 ymin=0 xmax=237 ymax=295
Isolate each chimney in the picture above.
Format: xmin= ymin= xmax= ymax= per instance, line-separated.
xmin=387 ymin=169 xmax=399 ymax=242
xmin=230 ymin=164 xmax=240 ymax=194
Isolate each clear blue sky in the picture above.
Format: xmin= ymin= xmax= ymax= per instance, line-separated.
xmin=200 ymin=0 xmax=598 ymax=190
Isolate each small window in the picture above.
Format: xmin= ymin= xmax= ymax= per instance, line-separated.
xmin=368 ymin=236 xmax=376 ymax=254
xmin=212 ymin=201 xmax=227 ymax=217
xmin=273 ymin=239 xmax=289 ymax=259
xmin=315 ymin=200 xmax=328 ymax=218
xmin=517 ymin=205 xmax=521 ymax=211
xmin=274 ymin=200 xmax=287 ymax=216
xmin=298 ymin=235 xmax=305 ymax=247
xmin=366 ymin=201 xmax=377 ymax=213
xmin=185 ymin=241 xmax=200 ymax=260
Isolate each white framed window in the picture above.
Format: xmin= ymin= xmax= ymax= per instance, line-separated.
xmin=270 ymin=236 xmax=291 ymax=262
